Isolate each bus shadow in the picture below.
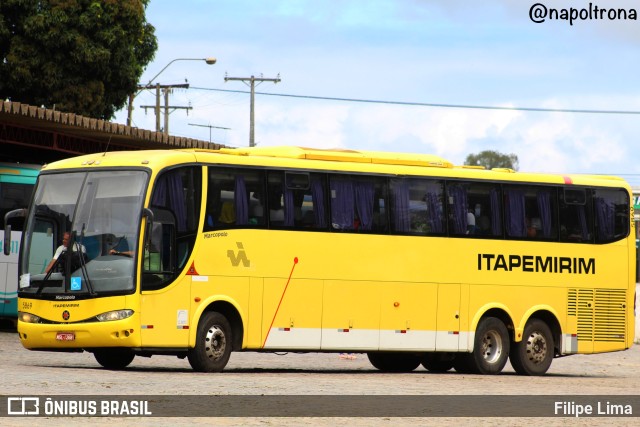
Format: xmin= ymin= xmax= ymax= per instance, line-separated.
xmin=25 ymin=363 xmax=607 ymax=378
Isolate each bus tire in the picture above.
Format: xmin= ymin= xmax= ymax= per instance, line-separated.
xmin=94 ymin=348 xmax=135 ymax=370
xmin=509 ymin=319 xmax=554 ymax=376
xmin=188 ymin=311 xmax=232 ymax=372
xmin=465 ymin=317 xmax=510 ymax=375
xmin=421 ymin=353 xmax=455 ymax=373
xmin=367 ymin=352 xmax=421 ymax=372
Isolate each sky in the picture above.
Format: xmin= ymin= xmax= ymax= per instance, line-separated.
xmin=113 ymin=0 xmax=640 ymax=185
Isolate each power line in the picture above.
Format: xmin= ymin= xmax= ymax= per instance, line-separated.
xmin=191 ymin=86 xmax=640 ymax=115
xmin=188 ymin=123 xmax=231 ymax=143
xmin=139 ymin=83 xmax=191 ymax=134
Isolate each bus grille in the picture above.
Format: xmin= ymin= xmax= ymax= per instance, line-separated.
xmin=568 ymin=288 xmax=627 ymax=343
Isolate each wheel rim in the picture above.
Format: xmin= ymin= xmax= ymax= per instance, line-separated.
xmin=205 ymin=325 xmax=226 ymax=361
xmin=525 ymin=331 xmax=547 ymax=364
xmin=481 ymin=330 xmax=503 ymax=364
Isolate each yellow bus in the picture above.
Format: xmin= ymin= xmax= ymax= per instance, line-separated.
xmin=7 ymin=146 xmax=635 ymax=375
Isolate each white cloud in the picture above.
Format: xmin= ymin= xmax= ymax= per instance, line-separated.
xmin=113 ymin=0 xmax=640 ymax=186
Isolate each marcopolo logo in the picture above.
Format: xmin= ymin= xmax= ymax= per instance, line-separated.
xmin=227 ymin=242 xmax=250 ymax=267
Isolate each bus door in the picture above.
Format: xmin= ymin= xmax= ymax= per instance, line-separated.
xmin=139 ymin=210 xmax=191 ymax=347
xmin=0 ymin=230 xmax=19 ymax=317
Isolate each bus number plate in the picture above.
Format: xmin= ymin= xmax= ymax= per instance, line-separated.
xmin=56 ymin=332 xmax=75 ymax=341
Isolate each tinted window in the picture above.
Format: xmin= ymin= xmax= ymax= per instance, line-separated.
xmin=503 ymin=185 xmax=557 ymax=240
xmin=329 ymin=175 xmax=387 ymax=232
xmin=390 ymin=178 xmax=444 ymax=235
xmin=205 ymin=168 xmax=265 ymax=230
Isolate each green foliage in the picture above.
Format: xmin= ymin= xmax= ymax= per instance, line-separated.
xmin=0 ymin=0 xmax=157 ymax=119
xmin=464 ymin=150 xmax=519 ymax=171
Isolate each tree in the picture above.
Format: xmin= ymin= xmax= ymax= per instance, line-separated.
xmin=0 ymin=0 xmax=157 ymax=120
xmin=464 ymin=150 xmax=519 ymax=171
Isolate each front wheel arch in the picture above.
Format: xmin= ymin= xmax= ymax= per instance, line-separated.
xmin=191 ymin=299 xmax=244 ymax=351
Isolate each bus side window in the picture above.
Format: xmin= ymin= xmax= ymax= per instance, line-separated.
xmin=594 ymin=188 xmax=629 ymax=243
xmin=329 ymin=175 xmax=386 ymax=233
xmin=464 ymin=182 xmax=501 ymax=238
xmin=503 ymin=185 xmax=558 ymax=240
xmin=447 ymin=182 xmax=470 ymax=236
xmin=206 ymin=168 xmax=265 ymax=230
xmin=390 ymin=178 xmax=444 ymax=235
xmin=559 ymin=188 xmax=593 ymax=243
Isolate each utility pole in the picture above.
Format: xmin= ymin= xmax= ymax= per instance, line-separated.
xmin=224 ymin=73 xmax=280 ymax=147
xmin=127 ymin=56 xmax=217 ymax=127
xmin=139 ymin=83 xmax=191 ymax=134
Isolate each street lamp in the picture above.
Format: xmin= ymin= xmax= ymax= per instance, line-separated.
xmin=127 ymin=57 xmax=217 ymax=126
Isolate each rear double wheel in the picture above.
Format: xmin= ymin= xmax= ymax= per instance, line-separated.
xmin=454 ymin=317 xmax=509 ymax=375
xmin=509 ymin=319 xmax=554 ymax=376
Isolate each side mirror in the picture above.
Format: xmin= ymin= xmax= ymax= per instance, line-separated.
xmin=3 ymin=208 xmax=28 ymax=256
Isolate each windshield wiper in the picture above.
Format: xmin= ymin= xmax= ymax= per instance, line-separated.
xmin=75 ymin=225 xmax=96 ymax=296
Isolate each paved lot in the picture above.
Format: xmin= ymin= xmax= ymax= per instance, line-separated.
xmin=0 ymin=327 xmax=639 ymax=426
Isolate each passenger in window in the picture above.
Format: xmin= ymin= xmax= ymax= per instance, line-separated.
xmin=219 ymin=201 xmax=236 ymax=224
xmin=467 ymin=208 xmax=476 ymax=234
xmin=269 ymin=196 xmax=284 ymax=223
xmin=526 ymin=218 xmax=537 ymax=238
xmin=250 ymin=193 xmax=264 ymax=225
xmin=109 ymin=236 xmax=134 ymax=257
xmin=252 ymin=193 xmax=264 ymax=217
xmin=45 ymin=232 xmax=87 ymax=274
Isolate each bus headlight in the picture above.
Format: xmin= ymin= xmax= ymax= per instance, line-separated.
xmin=18 ymin=312 xmax=41 ymax=324
xmin=96 ymin=309 xmax=134 ymax=322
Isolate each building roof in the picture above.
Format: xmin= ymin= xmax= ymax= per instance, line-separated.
xmin=0 ymin=101 xmax=224 ymax=163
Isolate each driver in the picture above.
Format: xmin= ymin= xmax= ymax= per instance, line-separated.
xmin=45 ymin=232 xmax=87 ymax=274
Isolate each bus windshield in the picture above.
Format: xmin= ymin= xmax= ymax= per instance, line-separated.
xmin=19 ymin=170 xmax=148 ymax=297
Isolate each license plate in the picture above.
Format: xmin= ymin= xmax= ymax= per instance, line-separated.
xmin=56 ymin=332 xmax=75 ymax=341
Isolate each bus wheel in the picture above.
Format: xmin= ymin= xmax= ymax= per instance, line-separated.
xmin=421 ymin=353 xmax=455 ymax=373
xmin=509 ymin=319 xmax=554 ymax=376
xmin=367 ymin=352 xmax=421 ymax=372
xmin=188 ymin=311 xmax=232 ymax=372
xmin=94 ymin=348 xmax=135 ymax=370
xmin=465 ymin=317 xmax=510 ymax=375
